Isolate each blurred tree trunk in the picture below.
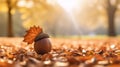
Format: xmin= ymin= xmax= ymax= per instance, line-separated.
xmin=106 ymin=0 xmax=116 ymax=36
xmin=7 ymin=0 xmax=13 ymax=37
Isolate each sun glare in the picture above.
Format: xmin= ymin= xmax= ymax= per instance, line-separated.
xmin=56 ymin=0 xmax=80 ymax=12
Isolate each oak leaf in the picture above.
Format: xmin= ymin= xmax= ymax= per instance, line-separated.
xmin=23 ymin=26 xmax=43 ymax=44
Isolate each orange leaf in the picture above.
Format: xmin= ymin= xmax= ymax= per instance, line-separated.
xmin=23 ymin=26 xmax=43 ymax=44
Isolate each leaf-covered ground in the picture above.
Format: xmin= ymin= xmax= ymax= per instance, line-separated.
xmin=0 ymin=37 xmax=120 ymax=67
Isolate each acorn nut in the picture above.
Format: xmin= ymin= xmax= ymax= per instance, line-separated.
xmin=34 ymin=33 xmax=52 ymax=55
xmin=23 ymin=26 xmax=52 ymax=55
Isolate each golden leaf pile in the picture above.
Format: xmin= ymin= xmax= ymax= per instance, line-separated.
xmin=23 ymin=26 xmax=43 ymax=44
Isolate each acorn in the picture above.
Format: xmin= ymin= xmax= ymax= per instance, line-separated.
xmin=23 ymin=26 xmax=52 ymax=55
xmin=34 ymin=33 xmax=51 ymax=55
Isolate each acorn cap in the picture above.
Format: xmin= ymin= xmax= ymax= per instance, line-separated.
xmin=34 ymin=33 xmax=49 ymax=42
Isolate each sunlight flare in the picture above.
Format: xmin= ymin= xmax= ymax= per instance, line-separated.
xmin=56 ymin=0 xmax=80 ymax=12
xmin=47 ymin=0 xmax=83 ymax=10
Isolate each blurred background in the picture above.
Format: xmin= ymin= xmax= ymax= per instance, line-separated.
xmin=0 ymin=0 xmax=120 ymax=37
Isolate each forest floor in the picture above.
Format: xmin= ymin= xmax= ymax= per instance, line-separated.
xmin=0 ymin=37 xmax=120 ymax=67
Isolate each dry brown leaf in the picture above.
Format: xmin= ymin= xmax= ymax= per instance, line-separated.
xmin=23 ymin=26 xmax=43 ymax=44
